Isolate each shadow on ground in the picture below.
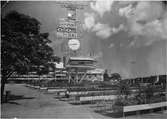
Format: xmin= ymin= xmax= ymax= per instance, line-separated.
xmin=94 ymin=110 xmax=123 ymax=118
xmin=1 ymin=94 xmax=35 ymax=104
xmin=7 ymin=101 xmax=20 ymax=105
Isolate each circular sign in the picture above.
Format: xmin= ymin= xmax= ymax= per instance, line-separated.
xmin=68 ymin=39 xmax=80 ymax=51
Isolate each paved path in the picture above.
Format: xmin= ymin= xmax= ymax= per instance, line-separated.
xmin=1 ymin=84 xmax=112 ymax=118
xmin=1 ymin=84 xmax=167 ymax=119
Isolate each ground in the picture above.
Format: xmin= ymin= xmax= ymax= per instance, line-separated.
xmin=1 ymin=84 xmax=167 ymax=119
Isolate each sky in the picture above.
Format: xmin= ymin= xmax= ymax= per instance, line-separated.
xmin=2 ymin=0 xmax=167 ymax=78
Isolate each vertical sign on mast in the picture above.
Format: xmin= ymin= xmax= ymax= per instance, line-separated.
xmin=56 ymin=1 xmax=87 ymax=57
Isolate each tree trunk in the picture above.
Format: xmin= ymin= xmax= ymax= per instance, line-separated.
xmin=1 ymin=77 xmax=7 ymax=100
xmin=1 ymin=71 xmax=14 ymax=100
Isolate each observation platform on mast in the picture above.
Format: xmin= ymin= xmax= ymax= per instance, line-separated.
xmin=66 ymin=56 xmax=96 ymax=83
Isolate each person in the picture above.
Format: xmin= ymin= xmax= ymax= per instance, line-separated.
xmin=65 ymin=90 xmax=69 ymax=98
xmin=103 ymin=69 xmax=109 ymax=81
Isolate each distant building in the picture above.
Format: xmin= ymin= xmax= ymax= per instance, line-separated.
xmin=55 ymin=62 xmax=64 ymax=69
xmin=122 ymin=75 xmax=166 ymax=88
xmin=86 ymin=68 xmax=105 ymax=82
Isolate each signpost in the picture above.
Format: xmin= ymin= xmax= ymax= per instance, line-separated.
xmin=56 ymin=2 xmax=87 ymax=57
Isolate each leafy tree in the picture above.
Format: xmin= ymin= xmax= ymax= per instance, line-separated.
xmin=110 ymin=73 xmax=121 ymax=82
xmin=1 ymin=11 xmax=60 ymax=97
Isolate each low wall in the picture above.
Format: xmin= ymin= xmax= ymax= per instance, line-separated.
xmin=26 ymin=84 xmax=40 ymax=89
xmin=47 ymin=88 xmax=67 ymax=96
xmin=40 ymin=87 xmax=47 ymax=90
xmin=69 ymin=90 xmax=115 ymax=96
xmin=100 ymin=101 xmax=167 ymax=118
xmin=79 ymin=95 xmax=116 ymax=101
xmin=47 ymin=88 xmax=67 ymax=92
xmin=123 ymin=101 xmax=167 ymax=112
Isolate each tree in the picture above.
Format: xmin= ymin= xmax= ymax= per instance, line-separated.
xmin=1 ymin=11 xmax=60 ymax=97
xmin=110 ymin=73 xmax=121 ymax=82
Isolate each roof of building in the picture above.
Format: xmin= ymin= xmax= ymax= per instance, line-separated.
xmin=55 ymin=62 xmax=64 ymax=69
xmin=87 ymin=68 xmax=105 ymax=74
